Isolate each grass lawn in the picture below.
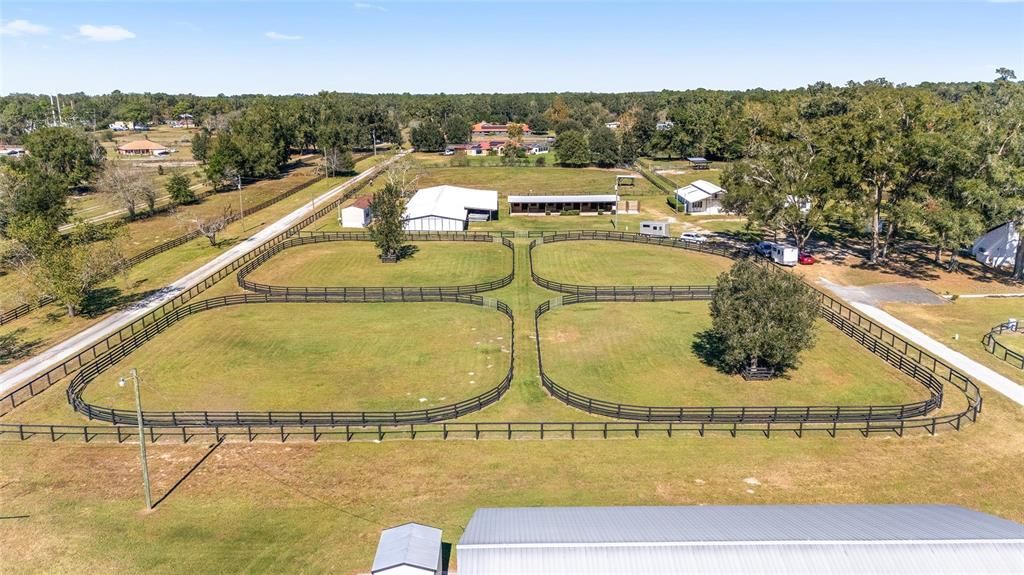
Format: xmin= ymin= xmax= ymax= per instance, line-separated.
xmin=81 ymin=303 xmax=508 ymax=413
xmin=883 ymin=298 xmax=1024 ymax=384
xmin=532 ymin=240 xmax=732 ymax=286
xmin=540 ymin=301 xmax=929 ymax=407
xmin=246 ymin=241 xmax=510 ymax=288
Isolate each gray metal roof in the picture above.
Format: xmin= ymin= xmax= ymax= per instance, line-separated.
xmin=457 ymin=505 xmax=1024 ymax=575
xmin=372 ymin=522 xmax=441 ymax=573
xmin=507 ymin=195 xmax=618 ymax=203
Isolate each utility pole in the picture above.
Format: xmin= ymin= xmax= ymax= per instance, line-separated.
xmin=372 ymin=128 xmax=377 ymax=156
xmin=49 ymin=95 xmax=57 ymax=126
xmin=120 ymin=368 xmax=152 ymax=510
xmin=236 ymin=173 xmax=245 ymax=231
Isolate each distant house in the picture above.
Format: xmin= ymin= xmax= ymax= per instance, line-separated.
xmin=371 ymin=523 xmax=442 ymax=575
xmin=471 ymin=122 xmax=531 ymax=137
xmin=972 ymin=222 xmax=1019 ymax=269
xmin=403 ymin=185 xmax=498 ymax=231
xmin=466 ymin=141 xmax=506 ymax=156
xmin=109 ymin=121 xmax=149 ymax=131
xmin=169 ymin=114 xmax=195 ymax=128
xmin=656 ymin=120 xmax=675 ymax=131
xmin=605 ymin=121 xmax=621 ymax=130
xmin=525 ymin=144 xmax=549 ymax=155
xmin=0 ymin=146 xmax=25 ymax=157
xmin=674 ymin=179 xmax=726 ymax=214
xmin=116 ymin=140 xmax=169 ymax=156
xmin=340 ymin=196 xmax=372 ymax=228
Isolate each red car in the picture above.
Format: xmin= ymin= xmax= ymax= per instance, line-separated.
xmin=798 ymin=253 xmax=816 ymax=265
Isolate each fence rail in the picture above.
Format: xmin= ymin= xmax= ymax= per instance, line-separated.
xmin=0 ymin=157 xmax=393 ymax=416
xmin=529 ymin=231 xmax=982 ymax=430
xmin=236 ymin=232 xmax=514 ymax=297
xmin=0 ymin=415 xmax=971 ymax=444
xmin=981 ymin=322 xmax=1024 ymax=370
xmin=63 ymin=293 xmax=515 ymax=427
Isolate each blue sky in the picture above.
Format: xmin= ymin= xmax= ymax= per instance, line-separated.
xmin=1 ymin=1 xmax=1021 ymax=95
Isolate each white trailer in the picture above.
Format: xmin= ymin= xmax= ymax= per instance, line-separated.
xmin=770 ymin=244 xmax=798 ymax=266
xmin=639 ymin=221 xmax=669 ymax=237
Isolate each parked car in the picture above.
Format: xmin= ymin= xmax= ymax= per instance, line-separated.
xmin=798 ymin=253 xmax=816 ymax=265
xmin=679 ymin=232 xmax=707 ymax=244
xmin=754 ymin=241 xmax=775 ymax=256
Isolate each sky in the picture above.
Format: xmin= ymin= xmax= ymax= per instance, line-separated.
xmin=1 ymin=0 xmax=1022 ymax=95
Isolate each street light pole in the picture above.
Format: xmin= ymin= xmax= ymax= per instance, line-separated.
xmin=120 ymin=368 xmax=152 ymax=510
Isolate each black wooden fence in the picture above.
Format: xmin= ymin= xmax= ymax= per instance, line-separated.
xmin=0 ymin=158 xmax=391 ymax=416
xmin=981 ymin=322 xmax=1024 ymax=370
xmin=528 ymin=231 xmax=982 ymax=431
xmin=63 ymin=293 xmax=515 ymax=427
xmin=236 ymin=232 xmax=515 ymax=297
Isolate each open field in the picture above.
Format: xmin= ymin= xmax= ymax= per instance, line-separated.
xmin=3 ymin=389 xmax=1024 ymax=574
xmin=78 ymin=303 xmax=507 ymax=413
xmin=540 ymin=301 xmax=929 ymax=406
xmin=247 ymin=241 xmax=510 ymax=287
xmin=531 ymin=240 xmax=732 ymax=286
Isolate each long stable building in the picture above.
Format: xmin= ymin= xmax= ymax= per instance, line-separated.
xmin=507 ymin=194 xmax=617 ymax=216
xmin=457 ymin=505 xmax=1024 ymax=575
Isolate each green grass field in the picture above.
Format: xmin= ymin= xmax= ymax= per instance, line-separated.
xmin=4 ymin=162 xmax=1024 ymax=575
xmin=540 ymin=301 xmax=928 ymax=406
xmin=81 ymin=303 xmax=508 ymax=413
xmin=246 ymin=241 xmax=510 ymax=287
xmin=532 ymin=240 xmax=732 ymax=286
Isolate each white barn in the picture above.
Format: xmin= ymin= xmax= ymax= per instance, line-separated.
xmin=371 ymin=523 xmax=443 ymax=575
xmin=340 ymin=196 xmax=372 ymax=229
xmin=457 ymin=505 xmax=1024 ymax=575
xmin=403 ymin=185 xmax=498 ymax=231
xmin=972 ymin=222 xmax=1019 ymax=269
xmin=674 ymin=180 xmax=726 ymax=214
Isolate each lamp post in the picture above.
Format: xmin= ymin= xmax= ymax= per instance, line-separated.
xmin=120 ymin=368 xmax=152 ymax=510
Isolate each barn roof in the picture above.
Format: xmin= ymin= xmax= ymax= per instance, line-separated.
xmin=405 ymin=185 xmax=498 ymax=221
xmin=675 ymin=179 xmax=723 ymax=203
xmin=372 ymin=522 xmax=441 ymax=573
xmin=116 ymin=140 xmax=168 ymax=151
xmin=457 ymin=505 xmax=1024 ymax=575
xmin=507 ymin=194 xmax=617 ymax=204
xmin=346 ymin=196 xmax=372 ymax=210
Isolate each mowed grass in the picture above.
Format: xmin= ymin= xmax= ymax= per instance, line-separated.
xmin=82 ymin=303 xmax=509 ymax=413
xmin=540 ymin=301 xmax=928 ymax=406
xmin=246 ymin=241 xmax=510 ymax=287
xmin=532 ymin=240 xmax=732 ymax=286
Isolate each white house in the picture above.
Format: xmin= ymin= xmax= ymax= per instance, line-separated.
xmin=972 ymin=222 xmax=1019 ymax=269
xmin=371 ymin=523 xmax=442 ymax=575
xmin=674 ymin=180 xmax=726 ymax=214
xmin=404 ymin=185 xmax=498 ymax=231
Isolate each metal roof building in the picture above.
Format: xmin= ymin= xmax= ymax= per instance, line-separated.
xmin=371 ymin=522 xmax=443 ymax=575
xmin=457 ymin=505 xmax=1024 ymax=575
xmin=403 ymin=185 xmax=498 ymax=231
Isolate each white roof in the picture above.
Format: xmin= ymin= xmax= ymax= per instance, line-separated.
xmin=508 ymin=195 xmax=617 ymax=204
xmin=405 ymin=185 xmax=498 ymax=221
xmin=372 ymin=523 xmax=441 ymax=573
xmin=675 ymin=179 xmax=723 ymax=203
xmin=457 ymin=505 xmax=1024 ymax=575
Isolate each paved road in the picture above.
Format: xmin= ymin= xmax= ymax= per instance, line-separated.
xmin=0 ymin=152 xmax=401 ymax=396
xmin=852 ymin=302 xmax=1024 ymax=408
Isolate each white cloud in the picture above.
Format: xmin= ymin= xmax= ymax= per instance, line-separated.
xmin=353 ymin=2 xmax=387 ymax=11
xmin=78 ymin=24 xmax=136 ymax=42
xmin=0 ymin=19 xmax=50 ymax=37
xmin=265 ymin=31 xmax=303 ymax=41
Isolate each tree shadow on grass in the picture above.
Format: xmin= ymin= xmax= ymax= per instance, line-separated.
xmin=396 ymin=244 xmax=420 ymax=262
xmin=691 ymin=329 xmax=733 ymax=374
xmin=0 ymin=328 xmax=43 ymax=365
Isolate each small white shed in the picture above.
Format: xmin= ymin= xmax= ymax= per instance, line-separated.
xmin=972 ymin=222 xmax=1019 ymax=269
xmin=371 ymin=523 xmax=443 ymax=575
xmin=341 ymin=197 xmax=372 ymax=229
